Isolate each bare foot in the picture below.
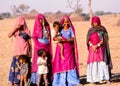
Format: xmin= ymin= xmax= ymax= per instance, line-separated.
xmin=106 ymin=80 xmax=111 ymax=84
xmin=77 ymin=84 xmax=84 ymax=86
xmin=99 ymin=80 xmax=104 ymax=84
xmin=8 ymin=81 xmax=13 ymax=86
xmin=90 ymin=82 xmax=96 ymax=86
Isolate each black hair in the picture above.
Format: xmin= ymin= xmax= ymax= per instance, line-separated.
xmin=53 ymin=21 xmax=60 ymax=27
xmin=19 ymin=25 xmax=24 ymax=31
xmin=44 ymin=17 xmax=49 ymax=26
xmin=37 ymin=49 xmax=45 ymax=57
xmin=19 ymin=55 xmax=27 ymax=62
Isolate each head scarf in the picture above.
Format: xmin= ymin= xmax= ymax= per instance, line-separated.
xmin=60 ymin=15 xmax=79 ymax=75
xmin=13 ymin=16 xmax=30 ymax=36
xmin=91 ymin=16 xmax=101 ymax=26
xmin=32 ymin=14 xmax=50 ymax=38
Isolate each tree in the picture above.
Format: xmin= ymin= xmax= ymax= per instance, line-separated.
xmin=11 ymin=4 xmax=30 ymax=17
xmin=18 ymin=4 xmax=30 ymax=14
xmin=67 ymin=0 xmax=82 ymax=15
xmin=88 ymin=0 xmax=93 ymax=20
xmin=0 ymin=12 xmax=11 ymax=18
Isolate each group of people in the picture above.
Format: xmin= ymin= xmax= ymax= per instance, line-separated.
xmin=8 ymin=14 xmax=112 ymax=86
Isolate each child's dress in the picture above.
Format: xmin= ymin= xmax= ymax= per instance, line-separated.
xmin=20 ymin=63 xmax=28 ymax=75
xmin=37 ymin=57 xmax=48 ymax=74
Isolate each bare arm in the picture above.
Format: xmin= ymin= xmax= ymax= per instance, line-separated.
xmin=8 ymin=31 xmax=15 ymax=38
xmin=89 ymin=39 xmax=103 ymax=52
xmin=53 ymin=37 xmax=62 ymax=42
xmin=37 ymin=62 xmax=45 ymax=66
xmin=66 ymin=37 xmax=74 ymax=42
xmin=16 ymin=62 xmax=21 ymax=69
xmin=8 ymin=25 xmax=20 ymax=38
xmin=97 ymin=38 xmax=103 ymax=47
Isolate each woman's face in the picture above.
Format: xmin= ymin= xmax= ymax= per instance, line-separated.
xmin=63 ymin=18 xmax=70 ymax=28
xmin=39 ymin=18 xmax=44 ymax=24
xmin=93 ymin=22 xmax=98 ymax=28
xmin=63 ymin=18 xmax=69 ymax=24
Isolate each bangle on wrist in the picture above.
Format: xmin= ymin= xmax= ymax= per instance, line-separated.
xmin=44 ymin=30 xmax=47 ymax=33
xmin=97 ymin=43 xmax=100 ymax=47
xmin=89 ymin=43 xmax=93 ymax=46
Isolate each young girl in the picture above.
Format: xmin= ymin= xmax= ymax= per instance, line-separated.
xmin=51 ymin=21 xmax=65 ymax=60
xmin=37 ymin=49 xmax=48 ymax=86
xmin=16 ymin=55 xmax=28 ymax=86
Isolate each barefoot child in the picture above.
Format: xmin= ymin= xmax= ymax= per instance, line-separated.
xmin=51 ymin=21 xmax=65 ymax=60
xmin=16 ymin=55 xmax=28 ymax=86
xmin=37 ymin=49 xmax=48 ymax=86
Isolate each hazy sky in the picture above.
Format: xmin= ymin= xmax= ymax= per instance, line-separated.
xmin=0 ymin=0 xmax=120 ymax=13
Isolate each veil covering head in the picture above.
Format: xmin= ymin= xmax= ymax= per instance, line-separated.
xmin=32 ymin=14 xmax=50 ymax=38
xmin=91 ymin=16 xmax=101 ymax=26
xmin=14 ymin=16 xmax=30 ymax=36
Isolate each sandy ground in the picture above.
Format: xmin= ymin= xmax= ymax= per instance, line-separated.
xmin=0 ymin=14 xmax=120 ymax=86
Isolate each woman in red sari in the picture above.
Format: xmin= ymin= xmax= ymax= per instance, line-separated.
xmin=52 ymin=16 xmax=82 ymax=86
xmin=31 ymin=14 xmax=52 ymax=85
xmin=86 ymin=16 xmax=112 ymax=85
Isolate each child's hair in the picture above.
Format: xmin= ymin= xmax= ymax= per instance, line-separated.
xmin=19 ymin=55 xmax=27 ymax=62
xmin=37 ymin=49 xmax=46 ymax=57
xmin=53 ymin=21 xmax=60 ymax=27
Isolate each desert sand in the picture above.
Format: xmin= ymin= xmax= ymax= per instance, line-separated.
xmin=0 ymin=14 xmax=120 ymax=86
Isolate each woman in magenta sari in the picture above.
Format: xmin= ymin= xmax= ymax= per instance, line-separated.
xmin=52 ymin=16 xmax=82 ymax=86
xmin=31 ymin=14 xmax=52 ymax=85
xmin=86 ymin=16 xmax=112 ymax=84
xmin=8 ymin=16 xmax=31 ymax=86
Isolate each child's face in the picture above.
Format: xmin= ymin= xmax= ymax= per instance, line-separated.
xmin=19 ymin=59 xmax=23 ymax=64
xmin=42 ymin=51 xmax=46 ymax=58
xmin=54 ymin=25 xmax=59 ymax=31
xmin=19 ymin=59 xmax=25 ymax=64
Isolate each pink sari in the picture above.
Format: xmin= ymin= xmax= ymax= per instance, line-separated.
xmin=12 ymin=16 xmax=31 ymax=56
xmin=87 ymin=32 xmax=103 ymax=64
xmin=52 ymin=16 xmax=79 ymax=75
xmin=53 ymin=42 xmax=75 ymax=74
xmin=31 ymin=14 xmax=52 ymax=73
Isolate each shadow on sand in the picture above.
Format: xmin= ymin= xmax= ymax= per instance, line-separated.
xmin=80 ymin=73 xmax=120 ymax=85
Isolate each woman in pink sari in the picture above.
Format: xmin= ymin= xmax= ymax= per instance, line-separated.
xmin=86 ymin=16 xmax=112 ymax=85
xmin=31 ymin=14 xmax=52 ymax=85
xmin=8 ymin=16 xmax=31 ymax=86
xmin=52 ymin=16 xmax=82 ymax=86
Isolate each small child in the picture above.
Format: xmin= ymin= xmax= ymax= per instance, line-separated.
xmin=37 ymin=49 xmax=48 ymax=86
xmin=51 ymin=21 xmax=65 ymax=60
xmin=16 ymin=55 xmax=28 ymax=86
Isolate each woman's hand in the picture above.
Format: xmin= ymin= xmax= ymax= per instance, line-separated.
xmin=8 ymin=25 xmax=21 ymax=38
xmin=92 ymin=45 xmax=97 ymax=52
xmin=61 ymin=39 xmax=66 ymax=43
xmin=45 ymin=32 xmax=49 ymax=38
xmin=65 ymin=37 xmax=74 ymax=42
